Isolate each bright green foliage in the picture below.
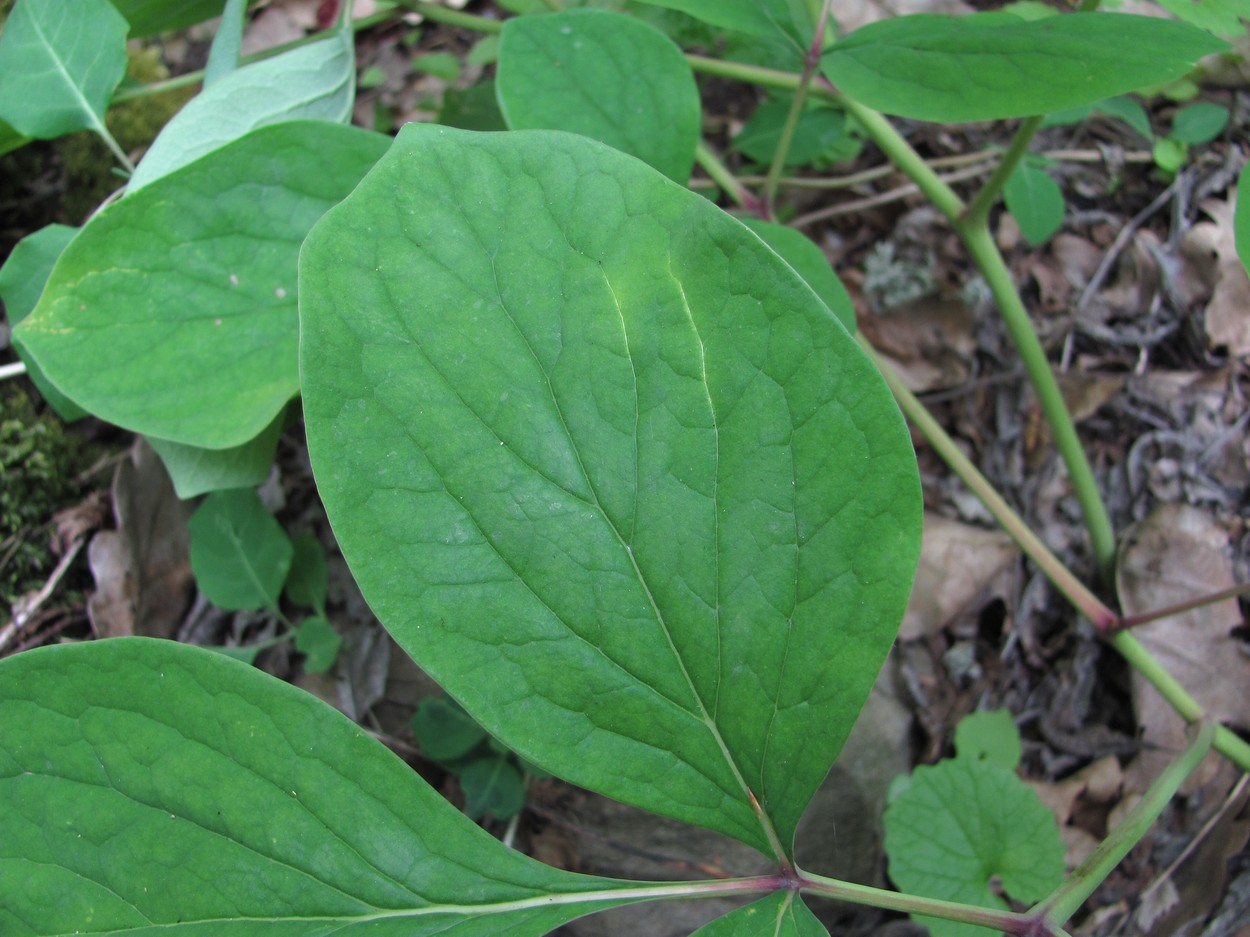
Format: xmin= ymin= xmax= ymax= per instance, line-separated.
xmin=952 ymin=709 xmax=1022 ymax=770
xmin=884 ymin=713 xmax=1065 ymax=937
xmin=629 ymin=0 xmax=811 ymax=45
xmin=822 ymin=13 xmax=1227 ymax=123
xmin=203 ymin=0 xmax=248 ymax=87
xmin=147 ymin=411 xmax=285 ymax=499
xmin=127 ymin=29 xmax=356 ymax=191
xmin=1170 ymin=102 xmax=1229 ymax=145
xmin=738 ymin=218 xmax=855 ymax=332
xmin=413 ymin=700 xmax=529 ymax=821
xmin=497 ymin=9 xmax=700 ymax=183
xmin=294 ymin=614 xmax=341 ymax=672
xmin=188 ymin=488 xmax=293 ymax=611
xmin=15 ymin=122 xmax=389 ymax=449
xmin=1153 ymin=0 xmax=1249 ymax=36
xmin=0 ymin=638 xmax=641 ymax=936
xmin=734 ymin=98 xmax=848 ymax=169
xmin=108 ymin=0 xmax=227 ymax=37
xmin=690 ymin=891 xmax=826 ymax=937
xmin=0 ymin=0 xmax=129 ymax=140
xmin=0 ymin=224 xmax=86 ymax=420
xmin=285 ymin=532 xmax=329 ymax=615
xmin=1003 ymin=162 xmax=1065 ymax=247
xmin=300 ymin=124 xmax=922 ymax=855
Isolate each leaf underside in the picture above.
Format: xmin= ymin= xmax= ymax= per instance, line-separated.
xmin=299 ymin=124 xmax=921 ymax=855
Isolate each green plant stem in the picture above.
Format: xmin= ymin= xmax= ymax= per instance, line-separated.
xmin=1035 ymin=721 xmax=1215 ymax=927
xmin=397 ymin=0 xmax=503 ymax=33
xmin=761 ymin=0 xmax=835 ymax=217
xmin=798 ymin=869 xmax=1036 ymax=933
xmin=95 ymin=124 xmax=137 ymax=174
xmin=112 ymin=9 xmax=398 ymax=103
xmin=686 ymin=53 xmax=802 ymax=91
xmin=957 ymin=223 xmax=1117 ymax=582
xmin=857 ymin=334 xmax=1118 ymax=630
xmin=831 ymin=93 xmax=967 ymax=219
xmin=694 ymin=141 xmax=757 ymax=211
xmin=962 ymin=115 xmax=1043 ymax=229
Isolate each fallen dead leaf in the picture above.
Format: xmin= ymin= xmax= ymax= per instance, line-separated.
xmin=1179 ymin=192 xmax=1250 ymax=357
xmin=86 ymin=439 xmax=192 ymax=639
xmin=858 ymin=297 xmax=977 ymax=393
xmin=899 ymin=513 xmax=1019 ymax=640
xmin=1116 ymin=504 xmax=1249 ymax=796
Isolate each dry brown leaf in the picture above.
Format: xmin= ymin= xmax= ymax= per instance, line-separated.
xmin=1180 ymin=193 xmax=1250 ymax=357
xmin=858 ymin=297 xmax=977 ymax=393
xmin=899 ymin=514 xmax=1019 ymax=640
xmin=86 ymin=439 xmax=192 ymax=639
xmin=1116 ymin=504 xmax=1249 ymax=793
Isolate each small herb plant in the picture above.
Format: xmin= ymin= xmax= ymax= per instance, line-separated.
xmin=1 ymin=1 xmax=1248 ymax=935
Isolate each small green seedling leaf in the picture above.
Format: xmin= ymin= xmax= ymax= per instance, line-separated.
xmin=884 ymin=715 xmax=1064 ymax=937
xmin=285 ymin=532 xmax=329 ymax=614
xmin=0 ymin=638 xmax=641 ymax=935
xmin=300 ymin=124 xmax=922 ymax=854
xmin=295 ymin=614 xmax=342 ymax=673
xmin=127 ymin=28 xmax=356 ymax=191
xmin=413 ymin=697 xmax=489 ymax=762
xmin=188 ymin=488 xmax=294 ymax=612
xmin=0 ymin=0 xmax=129 ymax=140
xmin=0 ymin=224 xmax=87 ymax=420
xmin=147 ymin=411 xmax=285 ymax=500
xmin=1094 ymin=97 xmax=1154 ymax=141
xmin=460 ymin=755 xmax=527 ymax=821
xmin=109 ymin=0 xmax=228 ymax=37
xmin=690 ymin=891 xmax=827 ymax=937
xmin=15 ymin=121 xmax=389 ymax=449
xmin=953 ymin=710 xmax=1022 ymax=770
xmin=1153 ymin=0 xmax=1250 ymax=35
xmin=738 ymin=218 xmax=856 ymax=332
xmin=498 ymin=9 xmax=700 ymax=183
xmin=1152 ymin=137 xmax=1188 ymax=177
xmin=1003 ymin=162 xmax=1065 ymax=247
xmin=1235 ymin=164 xmax=1250 ymax=278
xmin=1170 ymin=102 xmax=1229 ymax=145
xmin=734 ymin=97 xmax=847 ymax=168
xmin=202 ymin=0 xmax=248 ymax=86
xmin=823 ymin=12 xmax=1227 ymax=123
xmin=629 ymin=0 xmax=810 ymax=45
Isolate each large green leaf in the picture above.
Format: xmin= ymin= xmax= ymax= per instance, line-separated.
xmin=822 ymin=12 xmax=1227 ymax=123
xmin=0 ymin=0 xmax=129 ymax=140
xmin=1236 ymin=163 xmax=1250 ymax=279
xmin=628 ymin=0 xmax=810 ymax=45
xmin=497 ymin=9 xmax=700 ymax=183
xmin=299 ymin=125 xmax=922 ymax=855
xmin=0 ymin=638 xmax=641 ymax=936
xmin=737 ymin=219 xmax=855 ymax=333
xmin=128 ymin=29 xmax=356 ymax=191
xmin=108 ymin=0 xmax=228 ymax=37
xmin=147 ymin=410 xmax=285 ymax=500
xmin=690 ymin=892 xmax=827 ymax=936
xmin=14 ymin=122 xmax=388 ymax=449
xmin=0 ymin=223 xmax=88 ymax=420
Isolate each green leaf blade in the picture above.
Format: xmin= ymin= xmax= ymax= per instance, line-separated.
xmin=691 ymin=892 xmax=828 ymax=936
xmin=128 ymin=31 xmax=356 ymax=192
xmin=0 ymin=0 xmax=129 ymax=140
xmin=14 ymin=122 xmax=389 ymax=449
xmin=188 ymin=488 xmax=294 ymax=611
xmin=628 ymin=0 xmax=809 ymax=45
xmin=498 ymin=9 xmax=701 ymax=183
xmin=823 ymin=12 xmax=1228 ymax=122
xmin=0 ymin=638 xmax=638 ymax=936
xmin=300 ymin=125 xmax=921 ymax=854
xmin=1003 ymin=163 xmax=1065 ymax=247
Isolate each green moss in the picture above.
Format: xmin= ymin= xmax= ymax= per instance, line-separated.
xmin=0 ymin=387 xmax=99 ymax=608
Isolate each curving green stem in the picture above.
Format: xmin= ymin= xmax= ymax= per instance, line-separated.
xmin=1034 ymin=722 xmax=1214 ymax=927
xmin=962 ymin=115 xmax=1043 ymax=229
xmin=956 ymin=222 xmax=1117 ymax=582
